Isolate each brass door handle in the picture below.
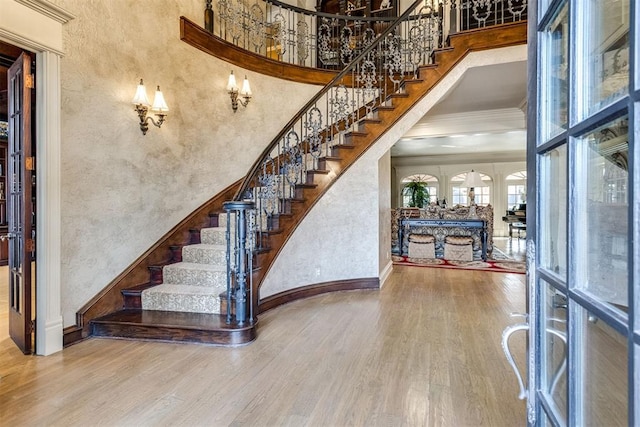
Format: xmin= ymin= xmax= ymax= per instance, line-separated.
xmin=0 ymin=233 xmax=15 ymax=241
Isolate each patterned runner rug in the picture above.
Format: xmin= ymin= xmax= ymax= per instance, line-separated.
xmin=392 ymin=254 xmax=526 ymax=274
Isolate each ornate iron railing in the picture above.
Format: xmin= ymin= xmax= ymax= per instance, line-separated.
xmin=205 ymin=0 xmax=527 ymax=70
xmin=222 ymin=0 xmax=527 ymax=325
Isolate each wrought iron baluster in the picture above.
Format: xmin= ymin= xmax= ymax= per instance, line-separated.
xmin=223 ymin=0 xmax=528 ymax=329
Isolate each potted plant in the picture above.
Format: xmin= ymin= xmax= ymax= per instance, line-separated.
xmin=403 ymin=181 xmax=429 ymax=208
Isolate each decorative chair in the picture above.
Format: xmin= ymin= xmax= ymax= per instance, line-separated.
xmin=408 ymin=234 xmax=435 ymax=259
xmin=444 ymin=236 xmax=474 ymax=261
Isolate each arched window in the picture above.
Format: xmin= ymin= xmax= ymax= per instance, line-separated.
xmin=451 ymin=172 xmax=492 ymax=206
xmin=506 ymin=170 xmax=527 ymax=207
xmin=401 ymin=174 xmax=438 ymax=207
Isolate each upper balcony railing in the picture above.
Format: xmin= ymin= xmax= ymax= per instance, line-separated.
xmin=220 ymin=0 xmax=526 ymax=326
xmin=205 ymin=0 xmax=527 ymax=70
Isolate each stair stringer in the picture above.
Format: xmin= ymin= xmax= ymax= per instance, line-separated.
xmin=261 ymin=42 xmax=529 ymax=298
xmin=251 ymin=23 xmax=528 ymax=309
xmin=65 ymin=181 xmax=241 ymax=345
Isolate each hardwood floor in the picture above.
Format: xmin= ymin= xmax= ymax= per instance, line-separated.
xmin=493 ymin=236 xmax=527 ymax=262
xmin=0 ymin=265 xmax=527 ymax=426
xmin=0 ymin=266 xmax=7 ymax=343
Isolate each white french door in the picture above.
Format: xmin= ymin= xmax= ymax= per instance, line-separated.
xmin=523 ymin=0 xmax=638 ymax=425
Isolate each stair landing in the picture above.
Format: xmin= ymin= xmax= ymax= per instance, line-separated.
xmin=91 ymin=309 xmax=256 ymax=346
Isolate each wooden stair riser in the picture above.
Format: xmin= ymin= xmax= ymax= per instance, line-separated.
xmin=244 ymin=23 xmax=528 ymax=303
xmin=208 ymin=212 xmax=220 ymax=227
xmin=189 ymin=228 xmax=201 ymax=244
xmin=148 ymin=266 xmax=164 ymax=284
xmin=91 ymin=309 xmax=255 ymax=345
xmin=169 ymin=245 xmax=183 ymax=262
xmin=76 ymin=23 xmax=527 ymax=347
xmin=121 ymin=283 xmax=158 ymax=309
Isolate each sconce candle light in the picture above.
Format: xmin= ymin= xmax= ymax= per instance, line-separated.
xmin=227 ymin=71 xmax=251 ymax=112
xmin=132 ymin=79 xmax=169 ymax=135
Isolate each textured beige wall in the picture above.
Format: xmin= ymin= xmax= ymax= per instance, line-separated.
xmin=259 ymin=147 xmax=381 ymax=298
xmin=260 ymin=45 xmax=527 ymax=297
xmin=378 ymin=151 xmax=391 ymax=275
xmin=49 ymin=0 xmax=526 ymax=324
xmin=53 ymin=0 xmax=318 ymax=326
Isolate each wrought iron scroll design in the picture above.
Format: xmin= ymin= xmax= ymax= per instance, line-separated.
xmin=219 ymin=0 xmax=527 ymax=324
xmin=226 ymin=0 xmax=428 ymax=325
xmin=210 ymin=0 xmax=527 ymax=70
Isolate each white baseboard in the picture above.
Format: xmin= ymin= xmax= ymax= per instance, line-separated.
xmin=37 ymin=317 xmax=64 ymax=356
xmin=379 ymin=260 xmax=393 ymax=288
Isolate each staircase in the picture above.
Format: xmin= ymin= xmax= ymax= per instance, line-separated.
xmin=91 ymin=213 xmax=256 ymax=345
xmin=141 ymin=223 xmax=228 ymax=314
xmin=71 ymin=2 xmax=527 ymax=347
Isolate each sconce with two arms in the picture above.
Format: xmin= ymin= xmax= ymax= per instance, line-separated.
xmin=132 ymin=79 xmax=169 ymax=135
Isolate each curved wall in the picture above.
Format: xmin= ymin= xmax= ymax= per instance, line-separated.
xmin=53 ymin=0 xmax=318 ymax=326
xmin=260 ymin=44 xmax=528 ymax=297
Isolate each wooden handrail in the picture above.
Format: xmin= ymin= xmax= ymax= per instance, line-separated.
xmin=232 ymin=0 xmax=425 ymax=201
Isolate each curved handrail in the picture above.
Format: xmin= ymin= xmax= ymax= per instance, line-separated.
xmin=214 ymin=0 xmax=424 ymax=69
xmin=211 ymin=0 xmax=527 ymax=70
xmin=258 ymin=0 xmax=397 ymax=22
xmin=232 ymin=0 xmax=425 ymax=201
xmin=222 ymin=0 xmax=528 ymax=326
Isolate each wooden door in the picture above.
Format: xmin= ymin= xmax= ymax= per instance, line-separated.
xmin=7 ymin=52 xmax=34 ymax=354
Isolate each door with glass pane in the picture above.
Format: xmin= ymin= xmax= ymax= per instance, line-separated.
xmin=524 ymin=0 xmax=636 ymax=425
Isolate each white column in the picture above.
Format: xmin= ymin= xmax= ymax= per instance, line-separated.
xmin=35 ymin=50 xmax=63 ymax=355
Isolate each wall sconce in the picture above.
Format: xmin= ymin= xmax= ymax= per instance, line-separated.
xmin=227 ymin=71 xmax=251 ymax=112
xmin=132 ymin=79 xmax=169 ymax=135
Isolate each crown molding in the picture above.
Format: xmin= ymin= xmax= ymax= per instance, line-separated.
xmin=391 ymin=150 xmax=526 ymax=167
xmin=14 ymin=0 xmax=75 ymax=24
xmin=404 ymin=108 xmax=525 ymax=138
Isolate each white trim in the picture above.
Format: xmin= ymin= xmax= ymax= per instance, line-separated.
xmin=0 ymin=29 xmax=64 ymax=57
xmin=35 ymin=51 xmax=63 ymax=355
xmin=0 ymin=0 xmax=69 ymax=355
xmin=403 ymin=108 xmax=525 ymax=138
xmin=0 ymin=0 xmax=74 ymax=56
xmin=379 ymin=260 xmax=393 ymax=288
xmin=15 ymin=0 xmax=75 ymax=24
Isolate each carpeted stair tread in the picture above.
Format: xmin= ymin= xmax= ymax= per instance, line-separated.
xmin=200 ymin=227 xmax=229 ymax=245
xmin=163 ymin=262 xmax=227 ymax=287
xmin=164 ymin=261 xmax=226 ymax=272
xmin=142 ymin=284 xmax=223 ymax=314
xmin=182 ymin=244 xmax=227 ymax=264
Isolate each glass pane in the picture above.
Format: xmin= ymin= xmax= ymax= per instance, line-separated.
xmin=541 ymin=281 xmax=567 ymax=423
xmin=576 ymin=0 xmax=630 ymax=119
xmin=576 ymin=308 xmax=628 ymax=426
xmin=575 ymin=116 xmax=629 ymax=313
xmin=507 ymin=184 xmax=526 ymax=207
xmin=539 ymin=3 xmax=568 ymax=142
xmin=540 ymin=144 xmax=567 ymax=278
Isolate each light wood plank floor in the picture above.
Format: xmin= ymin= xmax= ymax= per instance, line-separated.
xmin=0 ymin=265 xmax=527 ymax=426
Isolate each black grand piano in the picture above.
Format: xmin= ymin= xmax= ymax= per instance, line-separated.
xmin=502 ymin=204 xmax=526 ymax=238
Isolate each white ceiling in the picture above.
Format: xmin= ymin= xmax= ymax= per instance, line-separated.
xmin=391 ymin=61 xmax=528 ymax=158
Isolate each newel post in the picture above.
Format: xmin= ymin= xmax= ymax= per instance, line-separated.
xmin=223 ymin=200 xmax=256 ymax=326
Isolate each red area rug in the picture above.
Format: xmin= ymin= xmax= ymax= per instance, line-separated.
xmin=392 ymin=255 xmax=526 ymax=274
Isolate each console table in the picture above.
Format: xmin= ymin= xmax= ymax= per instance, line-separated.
xmin=399 ymin=218 xmax=488 ymax=261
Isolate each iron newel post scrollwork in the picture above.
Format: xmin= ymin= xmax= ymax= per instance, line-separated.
xmin=224 ymin=200 xmax=256 ymax=326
